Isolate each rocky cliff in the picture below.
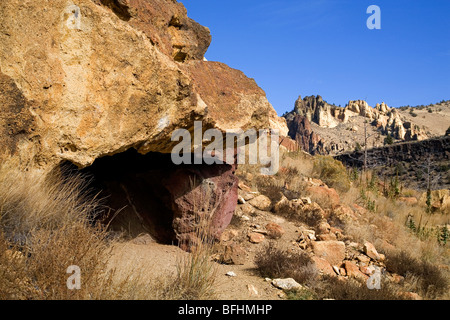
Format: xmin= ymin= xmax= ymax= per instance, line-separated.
xmin=284 ymin=95 xmax=430 ymax=155
xmin=0 ymin=0 xmax=288 ymax=248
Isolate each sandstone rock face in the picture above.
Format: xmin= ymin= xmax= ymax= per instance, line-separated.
xmin=0 ymin=0 xmax=284 ymax=168
xmin=0 ymin=0 xmax=287 ymax=248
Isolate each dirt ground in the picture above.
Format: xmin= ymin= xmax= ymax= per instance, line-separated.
xmin=109 ymin=210 xmax=305 ymax=300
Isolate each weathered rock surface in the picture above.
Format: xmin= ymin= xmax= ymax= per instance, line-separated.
xmin=0 ymin=0 xmax=285 ymax=168
xmin=312 ymin=241 xmax=346 ymax=266
xmin=0 ymin=0 xmax=288 ymax=249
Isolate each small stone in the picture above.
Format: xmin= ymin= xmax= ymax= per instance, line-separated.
xmin=247 ymin=284 xmax=258 ymax=296
xmin=249 ymin=195 xmax=272 ymax=211
xmin=265 ymin=222 xmax=285 ymax=239
xmin=272 ymin=278 xmax=302 ymax=291
xmin=360 ymin=265 xmax=376 ymax=276
xmin=317 ymin=221 xmax=331 ymax=234
xmin=248 ymin=232 xmax=265 ymax=244
xmin=226 ymin=271 xmax=237 ymax=277
xmin=344 ymin=261 xmax=368 ymax=280
xmin=238 ymin=195 xmax=246 ymax=204
xmin=220 ymin=229 xmax=238 ymax=242
xmin=220 ymin=243 xmax=247 ymax=265
xmin=241 ymin=203 xmax=255 ymax=215
xmin=332 ymin=266 xmax=340 ymax=275
xmin=363 ymin=242 xmax=380 ymax=261
xmin=356 ymin=255 xmax=371 ymax=263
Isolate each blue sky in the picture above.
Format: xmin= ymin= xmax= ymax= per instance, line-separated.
xmin=183 ymin=0 xmax=450 ymax=115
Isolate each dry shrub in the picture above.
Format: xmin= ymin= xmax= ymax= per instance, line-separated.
xmin=314 ymin=276 xmax=403 ymax=300
xmin=0 ymin=158 xmax=159 ymax=300
xmin=254 ymin=242 xmax=317 ymax=286
xmin=312 ymin=156 xmax=351 ymax=193
xmin=161 ymin=240 xmax=217 ymax=300
xmin=385 ymin=251 xmax=448 ymax=299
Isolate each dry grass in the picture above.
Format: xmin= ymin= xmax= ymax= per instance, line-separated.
xmin=313 ymin=276 xmax=403 ymax=300
xmin=159 ymin=180 xmax=219 ymax=300
xmin=0 ymin=158 xmax=218 ymax=300
xmin=385 ymin=250 xmax=448 ymax=299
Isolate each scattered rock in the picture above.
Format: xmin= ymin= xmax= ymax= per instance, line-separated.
xmin=359 ymin=265 xmax=376 ymax=276
xmin=247 ymin=284 xmax=259 ymax=296
xmin=317 ymin=233 xmax=337 ymax=241
xmin=265 ymin=222 xmax=285 ymax=239
xmin=311 ymin=256 xmax=336 ymax=276
xmin=241 ymin=203 xmax=256 ymax=216
xmin=332 ymin=266 xmax=340 ymax=275
xmin=363 ymin=242 xmax=380 ymax=261
xmin=237 ymin=195 xmax=246 ymax=204
xmin=249 ymin=195 xmax=272 ymax=211
xmin=356 ymin=255 xmax=371 ymax=264
xmin=220 ymin=229 xmax=238 ymax=242
xmin=226 ymin=271 xmax=237 ymax=277
xmin=317 ymin=221 xmax=331 ymax=234
xmin=272 ymin=278 xmax=302 ymax=291
xmin=344 ymin=261 xmax=368 ymax=281
xmin=248 ymin=232 xmax=265 ymax=244
xmin=312 ymin=241 xmax=346 ymax=266
xmin=219 ymin=243 xmax=247 ymax=265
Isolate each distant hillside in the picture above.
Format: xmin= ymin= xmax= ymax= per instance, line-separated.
xmin=283 ymin=95 xmax=450 ymax=156
xmin=335 ymin=136 xmax=450 ymax=191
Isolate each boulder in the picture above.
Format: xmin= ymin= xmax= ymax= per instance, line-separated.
xmin=312 ymin=241 xmax=346 ymax=266
xmin=0 ymin=0 xmax=287 ymax=251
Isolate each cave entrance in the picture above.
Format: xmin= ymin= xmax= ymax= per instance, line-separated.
xmin=61 ymin=148 xmax=238 ymax=249
xmin=71 ymin=149 xmax=179 ymax=244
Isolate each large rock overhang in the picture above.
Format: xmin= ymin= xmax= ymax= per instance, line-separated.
xmin=0 ymin=0 xmax=288 ymax=249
